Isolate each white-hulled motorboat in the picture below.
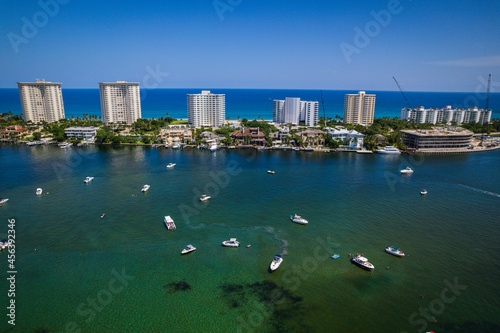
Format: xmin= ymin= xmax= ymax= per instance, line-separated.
xmin=421 ymin=189 xmax=428 ymax=195
xmin=290 ymin=214 xmax=308 ymax=225
xmin=84 ymin=177 xmax=94 ymax=183
xmin=268 ymin=170 xmax=275 ymax=174
xmin=141 ymin=184 xmax=150 ymax=192
xmin=376 ymin=146 xmax=400 ymax=154
xmin=166 ymin=163 xmax=176 ymax=168
xmin=269 ymin=254 xmax=283 ymax=271
xmin=222 ymin=238 xmax=240 ymax=247
xmin=0 ymin=198 xmax=9 ymax=205
xmin=60 ymin=142 xmax=73 ymax=149
xmin=200 ymin=194 xmax=211 ymax=202
xmin=164 ymin=216 xmax=176 ymax=230
xmin=181 ymin=244 xmax=196 ymax=255
xmin=36 ymin=188 xmax=43 ymax=195
xmin=209 ymin=143 xmax=218 ymax=151
xmin=351 ymin=255 xmax=375 ymax=270
xmin=400 ymin=167 xmax=414 ymax=174
xmin=385 ymin=246 xmax=405 ymax=257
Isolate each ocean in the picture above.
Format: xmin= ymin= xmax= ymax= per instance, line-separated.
xmin=1 ymin=88 xmax=499 ymax=121
xmin=0 ymin=144 xmax=499 ymax=332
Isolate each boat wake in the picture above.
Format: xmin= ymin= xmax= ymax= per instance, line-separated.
xmin=263 ymin=226 xmax=289 ymax=255
xmin=458 ymin=184 xmax=500 ymax=198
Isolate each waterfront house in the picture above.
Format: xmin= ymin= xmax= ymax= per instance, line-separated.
xmin=326 ymin=128 xmax=364 ymax=148
xmin=65 ymin=127 xmax=99 ymax=141
xmin=159 ymin=125 xmax=193 ymax=144
xmin=295 ymin=129 xmax=325 ymax=146
xmin=230 ymin=127 xmax=267 ymax=146
xmin=0 ymin=125 xmax=29 ymax=139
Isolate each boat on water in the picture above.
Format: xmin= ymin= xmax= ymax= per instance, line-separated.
xmin=36 ymin=188 xmax=43 ymax=195
xmin=164 ymin=216 xmax=176 ymax=230
xmin=172 ymin=143 xmax=181 ymax=149
xmin=290 ymin=214 xmax=308 ymax=225
xmin=0 ymin=198 xmax=9 ymax=205
xmin=302 ymin=147 xmax=314 ymax=151
xmin=166 ymin=163 xmax=176 ymax=168
xmin=141 ymin=184 xmax=150 ymax=192
xmin=331 ymin=254 xmax=340 ymax=259
xmin=376 ymin=146 xmax=401 ymax=154
xmin=268 ymin=170 xmax=275 ymax=174
xmin=209 ymin=143 xmax=218 ymax=151
xmin=181 ymin=244 xmax=196 ymax=255
xmin=83 ymin=176 xmax=94 ymax=183
xmin=400 ymin=167 xmax=414 ymax=174
xmin=0 ymin=240 xmax=9 ymax=251
xmin=26 ymin=141 xmax=38 ymax=146
xmin=385 ymin=246 xmax=405 ymax=257
xmin=100 ymin=213 xmax=106 ymax=219
xmin=269 ymin=254 xmax=283 ymax=271
xmin=351 ymin=255 xmax=375 ymax=270
xmin=421 ymin=189 xmax=428 ymax=195
xmin=199 ymin=194 xmax=211 ymax=202
xmin=59 ymin=142 xmax=73 ymax=149
xmin=222 ymin=238 xmax=240 ymax=247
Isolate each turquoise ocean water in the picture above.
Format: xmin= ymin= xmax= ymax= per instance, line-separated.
xmin=0 ymin=144 xmax=499 ymax=332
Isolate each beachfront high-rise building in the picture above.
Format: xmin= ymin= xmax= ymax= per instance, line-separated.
xmin=99 ymin=81 xmax=141 ymax=125
xmin=401 ymin=106 xmax=492 ymax=125
xmin=187 ymin=90 xmax=225 ymax=128
xmin=273 ymin=98 xmax=319 ymax=126
xmin=343 ymin=91 xmax=376 ymax=126
xmin=17 ymin=80 xmax=65 ymax=123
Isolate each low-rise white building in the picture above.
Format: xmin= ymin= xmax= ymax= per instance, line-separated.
xmin=401 ymin=106 xmax=491 ymax=125
xmin=65 ymin=127 xmax=99 ymax=141
xmin=327 ymin=128 xmax=364 ymax=148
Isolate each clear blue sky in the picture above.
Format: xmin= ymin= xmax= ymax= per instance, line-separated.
xmin=1 ymin=0 xmax=499 ymax=91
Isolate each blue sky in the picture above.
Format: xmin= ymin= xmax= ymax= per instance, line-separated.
xmin=1 ymin=0 xmax=499 ymax=91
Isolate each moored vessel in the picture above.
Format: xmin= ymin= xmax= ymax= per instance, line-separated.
xmin=351 ymin=255 xmax=375 ymax=270
xmin=181 ymin=244 xmax=196 ymax=255
xmin=385 ymin=246 xmax=405 ymax=257
xmin=222 ymin=238 xmax=240 ymax=247
xmin=290 ymin=214 xmax=308 ymax=225
xmin=164 ymin=216 xmax=176 ymax=230
xmin=376 ymin=146 xmax=401 ymax=154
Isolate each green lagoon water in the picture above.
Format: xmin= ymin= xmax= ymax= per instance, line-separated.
xmin=0 ymin=144 xmax=499 ymax=332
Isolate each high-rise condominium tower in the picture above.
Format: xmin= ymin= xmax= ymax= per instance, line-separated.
xmin=99 ymin=81 xmax=141 ymax=125
xmin=17 ymin=80 xmax=65 ymax=123
xmin=187 ymin=90 xmax=225 ymax=128
xmin=343 ymin=91 xmax=376 ymax=126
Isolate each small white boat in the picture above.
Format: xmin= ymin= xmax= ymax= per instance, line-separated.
xmin=0 ymin=198 xmax=9 ymax=205
xmin=290 ymin=214 xmax=308 ymax=225
xmin=376 ymin=146 xmax=401 ymax=154
xmin=141 ymin=184 xmax=150 ymax=192
xmin=164 ymin=216 xmax=176 ymax=230
xmin=222 ymin=238 xmax=240 ymax=247
xmin=100 ymin=213 xmax=106 ymax=219
xmin=268 ymin=170 xmax=275 ymax=174
xmin=400 ymin=167 xmax=414 ymax=174
xmin=421 ymin=189 xmax=428 ymax=195
xmin=83 ymin=177 xmax=94 ymax=183
xmin=209 ymin=143 xmax=218 ymax=151
xmin=166 ymin=163 xmax=176 ymax=168
xmin=172 ymin=143 xmax=181 ymax=149
xmin=36 ymin=188 xmax=43 ymax=195
xmin=269 ymin=254 xmax=283 ymax=271
xmin=60 ymin=142 xmax=73 ymax=149
xmin=385 ymin=246 xmax=405 ymax=257
xmin=351 ymin=255 xmax=375 ymax=270
xmin=356 ymin=149 xmax=373 ymax=154
xmin=200 ymin=194 xmax=211 ymax=202
xmin=181 ymin=244 xmax=196 ymax=255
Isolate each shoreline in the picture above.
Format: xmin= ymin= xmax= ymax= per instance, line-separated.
xmin=3 ymin=141 xmax=500 ymax=154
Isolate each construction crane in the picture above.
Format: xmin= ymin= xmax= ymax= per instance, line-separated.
xmin=320 ymin=90 xmax=326 ymax=127
xmin=393 ymin=76 xmax=412 ymax=109
xmin=485 ymin=74 xmax=491 ymax=110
